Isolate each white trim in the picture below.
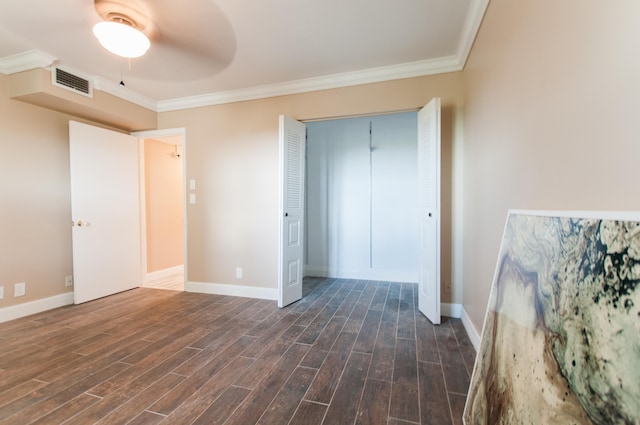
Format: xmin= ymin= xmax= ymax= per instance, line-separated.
xmin=132 ymin=128 xmax=186 ymax=144
xmin=2 ymin=7 xmax=489 ymax=113
xmin=133 ymin=128 xmax=188 ymax=288
xmin=137 ymin=138 xmax=148 ymax=287
xmin=1 ymin=53 xmax=462 ymax=113
xmin=157 ymin=57 xmax=462 ymax=112
xmin=95 ymin=77 xmax=158 ymax=111
xmin=0 ymin=49 xmax=57 ymax=75
xmin=304 ymin=266 xmax=418 ymax=284
xmin=441 ymin=303 xmax=463 ymax=319
xmin=0 ymin=292 xmax=74 ymax=324
xmin=1 ymin=0 xmax=490 ymax=112
xmin=155 ymin=0 xmax=491 ymax=112
xmin=451 ymin=102 xmax=465 ymax=310
xmin=146 ymin=265 xmax=185 ymax=282
xmin=508 ymin=209 xmax=640 ymax=221
xmin=462 ymin=307 xmax=481 ymax=352
xmin=455 ymin=0 xmax=490 ymax=69
xmin=186 ymin=281 xmax=278 ymax=301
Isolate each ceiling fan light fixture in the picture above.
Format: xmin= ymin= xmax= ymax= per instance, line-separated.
xmin=93 ymin=21 xmax=150 ymax=58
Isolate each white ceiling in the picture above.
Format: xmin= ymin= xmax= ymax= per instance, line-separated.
xmin=0 ymin=0 xmax=487 ymax=111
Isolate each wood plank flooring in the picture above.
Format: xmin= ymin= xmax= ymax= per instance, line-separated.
xmin=0 ymin=277 xmax=476 ymax=425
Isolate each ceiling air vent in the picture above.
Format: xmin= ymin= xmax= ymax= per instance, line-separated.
xmin=51 ymin=66 xmax=93 ymax=98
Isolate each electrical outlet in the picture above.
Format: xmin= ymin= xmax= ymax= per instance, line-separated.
xmin=443 ymin=281 xmax=452 ymax=295
xmin=65 ymin=275 xmax=73 ymax=287
xmin=14 ymin=282 xmax=26 ymax=297
xmin=235 ymin=267 xmax=243 ymax=279
xmin=0 ymin=285 xmax=4 ymax=300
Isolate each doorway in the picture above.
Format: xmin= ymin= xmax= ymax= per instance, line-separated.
xmin=304 ymin=112 xmax=419 ymax=283
xmin=279 ymin=100 xmax=442 ymax=324
xmin=133 ymin=129 xmax=187 ymax=291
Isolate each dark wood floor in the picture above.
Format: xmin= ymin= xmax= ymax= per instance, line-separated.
xmin=0 ymin=277 xmax=476 ymax=425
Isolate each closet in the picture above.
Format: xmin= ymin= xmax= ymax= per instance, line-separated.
xmin=305 ymin=112 xmax=419 ymax=282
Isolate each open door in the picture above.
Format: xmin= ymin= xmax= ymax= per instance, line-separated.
xmin=69 ymin=121 xmax=142 ymax=304
xmin=417 ymin=98 xmax=441 ymax=324
xmin=278 ymin=115 xmax=306 ymax=308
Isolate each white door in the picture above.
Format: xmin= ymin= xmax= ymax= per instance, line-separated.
xmin=69 ymin=121 xmax=142 ymax=304
xmin=417 ymin=98 xmax=441 ymax=324
xmin=278 ymin=115 xmax=306 ymax=308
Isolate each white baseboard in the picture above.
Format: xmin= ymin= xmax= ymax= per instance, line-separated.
xmin=0 ymin=292 xmax=74 ymax=324
xmin=442 ymin=303 xmax=462 ymax=319
xmin=461 ymin=307 xmax=481 ymax=352
xmin=185 ymin=280 xmax=464 ymax=325
xmin=185 ymin=281 xmax=277 ymax=301
xmin=305 ymin=266 xmax=418 ymax=283
xmin=146 ymin=265 xmax=184 ymax=283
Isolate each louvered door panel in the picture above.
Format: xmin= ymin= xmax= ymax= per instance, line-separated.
xmin=279 ymin=116 xmax=306 ymax=307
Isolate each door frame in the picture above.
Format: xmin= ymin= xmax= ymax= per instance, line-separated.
xmin=284 ymin=106 xmax=444 ymax=316
xmin=131 ymin=128 xmax=187 ymax=287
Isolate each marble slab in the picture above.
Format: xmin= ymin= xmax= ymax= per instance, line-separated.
xmin=464 ymin=211 xmax=640 ymax=424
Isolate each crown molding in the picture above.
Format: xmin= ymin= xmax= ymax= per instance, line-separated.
xmin=94 ymin=77 xmax=158 ymax=111
xmin=456 ymin=0 xmax=490 ymax=68
xmin=157 ymin=56 xmax=463 ymax=112
xmin=2 ymin=0 xmax=489 ymax=112
xmin=0 ymin=50 xmax=157 ymax=111
xmin=157 ymin=0 xmax=490 ymax=112
xmin=0 ymin=49 xmax=57 ymax=75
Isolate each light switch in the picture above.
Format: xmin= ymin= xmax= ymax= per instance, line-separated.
xmin=189 ymin=179 xmax=196 ymax=191
xmin=189 ymin=193 xmax=196 ymax=204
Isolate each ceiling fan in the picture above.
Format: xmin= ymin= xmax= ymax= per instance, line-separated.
xmin=92 ymin=0 xmax=152 ymax=58
xmin=90 ymin=0 xmax=237 ymax=80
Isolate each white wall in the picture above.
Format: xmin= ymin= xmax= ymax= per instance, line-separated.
xmin=305 ymin=112 xmax=418 ymax=282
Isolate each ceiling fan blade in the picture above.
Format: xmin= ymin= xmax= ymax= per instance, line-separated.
xmin=134 ymin=0 xmax=237 ymax=80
